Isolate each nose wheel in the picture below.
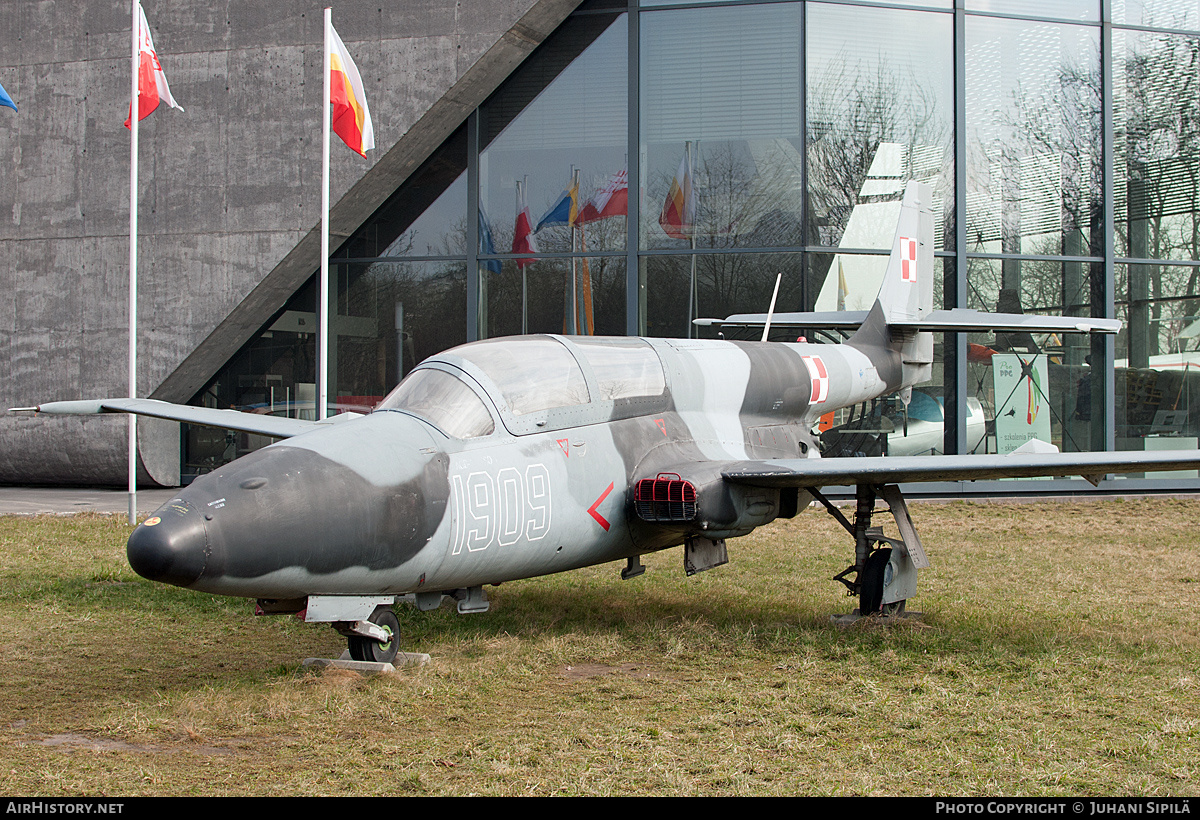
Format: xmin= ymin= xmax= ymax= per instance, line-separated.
xmin=347 ymin=605 xmax=400 ymax=664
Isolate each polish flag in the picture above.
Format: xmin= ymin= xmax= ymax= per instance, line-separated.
xmin=124 ymin=3 xmax=183 ymax=129
xmin=328 ymin=22 xmax=375 ymax=157
xmin=512 ymin=184 xmax=538 ymax=268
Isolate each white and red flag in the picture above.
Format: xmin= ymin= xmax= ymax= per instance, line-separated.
xmin=577 ymin=166 xmax=628 ymax=225
xmin=659 ymin=154 xmax=696 ymax=239
xmin=327 ymin=21 xmax=375 ymax=157
xmin=511 ymin=182 xmax=538 ymax=268
xmin=124 ymin=2 xmax=183 ymax=129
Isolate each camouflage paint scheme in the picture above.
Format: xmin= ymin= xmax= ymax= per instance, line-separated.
xmin=19 ymin=182 xmax=1200 ymax=661
xmin=126 ymin=333 xmax=854 ymax=600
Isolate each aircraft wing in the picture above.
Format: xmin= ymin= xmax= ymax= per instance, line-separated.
xmin=9 ymin=398 xmax=345 ymax=439
xmin=722 ymin=450 xmax=1200 ymax=489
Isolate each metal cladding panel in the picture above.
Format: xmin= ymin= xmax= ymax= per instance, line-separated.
xmin=0 ymin=0 xmax=580 ymax=485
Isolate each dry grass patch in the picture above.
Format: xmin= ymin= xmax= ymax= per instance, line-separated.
xmin=0 ymin=499 xmax=1197 ymax=795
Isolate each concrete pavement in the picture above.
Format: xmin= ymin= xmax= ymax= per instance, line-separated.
xmin=0 ymin=487 xmax=178 ymax=516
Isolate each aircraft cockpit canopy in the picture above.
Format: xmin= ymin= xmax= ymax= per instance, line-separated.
xmin=454 ymin=336 xmax=668 ymax=416
xmin=453 ymin=337 xmax=591 ymax=415
xmin=379 ymin=336 xmax=669 ymax=438
xmin=569 ymin=337 xmax=666 ymax=401
xmin=375 ymin=368 xmax=495 ymax=439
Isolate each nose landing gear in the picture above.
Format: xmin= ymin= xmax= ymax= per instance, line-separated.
xmin=347 ymin=605 xmax=400 ymax=664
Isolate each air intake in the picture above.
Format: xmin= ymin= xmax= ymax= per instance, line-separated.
xmin=633 ymin=474 xmax=697 ymax=522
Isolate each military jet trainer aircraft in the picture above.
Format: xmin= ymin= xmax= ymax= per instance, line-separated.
xmin=17 ymin=182 xmax=1200 ymax=664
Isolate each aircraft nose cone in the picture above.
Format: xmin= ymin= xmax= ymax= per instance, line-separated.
xmin=126 ymin=500 xmax=210 ymax=587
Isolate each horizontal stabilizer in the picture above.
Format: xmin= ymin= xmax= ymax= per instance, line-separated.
xmin=899 ymin=310 xmax=1120 ymax=335
xmin=7 ymin=398 xmax=353 ymax=439
xmin=695 ymin=311 xmax=869 ymax=331
xmin=698 ymin=309 xmax=1120 ymax=335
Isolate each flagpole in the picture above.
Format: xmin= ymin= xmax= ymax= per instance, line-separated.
xmin=319 ymin=7 xmax=332 ymax=421
xmin=127 ymin=0 xmax=141 ymax=525
xmin=570 ymin=168 xmax=580 ymax=335
xmin=519 ymin=179 xmax=527 ymax=335
xmin=685 ymin=141 xmax=696 ymax=339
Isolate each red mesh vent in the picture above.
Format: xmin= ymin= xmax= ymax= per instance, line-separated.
xmin=633 ymin=474 xmax=697 ymax=522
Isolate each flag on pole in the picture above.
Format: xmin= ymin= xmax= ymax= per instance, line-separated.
xmin=479 ymin=209 xmax=502 ymax=274
xmin=836 ymin=258 xmax=848 ymax=312
xmin=124 ymin=2 xmax=183 ymax=129
xmin=512 ymin=183 xmax=538 ymax=268
xmin=327 ymin=22 xmax=374 ymax=157
xmin=0 ymin=80 xmax=16 ymax=113
xmin=659 ymin=154 xmax=696 ymax=239
xmin=535 ymin=179 xmax=578 ymax=232
xmin=577 ymin=166 xmax=628 ymax=225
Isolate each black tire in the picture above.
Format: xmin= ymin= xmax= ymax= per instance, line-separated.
xmin=859 ymin=547 xmax=892 ymax=615
xmin=348 ymin=605 xmax=400 ymax=664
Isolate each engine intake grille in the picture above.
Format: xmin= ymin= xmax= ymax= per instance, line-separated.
xmin=633 ymin=474 xmax=697 ymax=522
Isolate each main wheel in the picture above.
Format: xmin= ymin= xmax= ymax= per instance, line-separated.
xmin=859 ymin=547 xmax=892 ymax=615
xmin=348 ymin=605 xmax=401 ymax=664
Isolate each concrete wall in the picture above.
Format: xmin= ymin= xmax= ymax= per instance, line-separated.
xmin=0 ymin=0 xmax=578 ymax=485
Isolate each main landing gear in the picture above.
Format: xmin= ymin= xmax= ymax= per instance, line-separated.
xmin=813 ymin=484 xmax=930 ymax=619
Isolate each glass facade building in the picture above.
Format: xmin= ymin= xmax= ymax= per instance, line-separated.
xmin=186 ymin=0 xmax=1200 ymax=491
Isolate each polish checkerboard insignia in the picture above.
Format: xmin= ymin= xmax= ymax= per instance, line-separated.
xmin=900 ymin=236 xmax=917 ymax=283
xmin=801 ymin=355 xmax=829 ymax=403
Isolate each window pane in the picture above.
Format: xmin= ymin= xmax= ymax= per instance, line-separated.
xmin=640 ymin=4 xmax=803 ymax=250
xmin=966 ymin=257 xmax=1103 ymax=452
xmin=967 ymin=256 xmax=1097 ymax=316
xmin=966 ymin=0 xmax=1099 ymax=21
xmin=1114 ymin=29 xmax=1200 ymax=262
xmin=1113 ymin=0 xmax=1200 ymax=30
xmin=1117 ymin=263 xmax=1200 ymax=366
xmin=807 ymin=4 xmax=954 ymax=251
xmin=481 ymin=256 xmax=627 ymax=338
xmin=966 ymin=18 xmax=1103 ymax=257
xmin=641 ymin=252 xmax=803 ymax=339
xmin=1115 ymin=264 xmax=1200 ymax=463
xmin=479 ymin=13 xmax=628 ymax=255
xmin=337 ymin=126 xmax=468 ymax=259
xmin=334 ymin=261 xmax=468 ymax=404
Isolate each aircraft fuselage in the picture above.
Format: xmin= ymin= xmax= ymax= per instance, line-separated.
xmin=127 ymin=336 xmax=897 ymax=601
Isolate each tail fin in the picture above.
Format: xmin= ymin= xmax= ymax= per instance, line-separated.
xmin=696 ymin=178 xmax=1119 ymax=344
xmin=876 ymin=181 xmax=934 ymax=325
xmin=848 ymin=181 xmax=935 ymax=392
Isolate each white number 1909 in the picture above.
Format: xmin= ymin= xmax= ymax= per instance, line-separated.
xmin=450 ymin=463 xmax=551 ymax=555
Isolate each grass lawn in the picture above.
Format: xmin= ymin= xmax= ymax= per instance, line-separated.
xmin=0 ymin=498 xmax=1196 ymax=796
